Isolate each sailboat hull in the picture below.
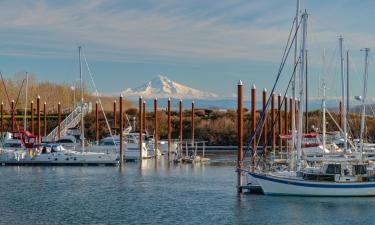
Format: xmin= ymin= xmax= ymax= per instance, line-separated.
xmin=249 ymin=172 xmax=375 ymax=196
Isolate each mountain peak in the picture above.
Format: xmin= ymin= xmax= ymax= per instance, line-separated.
xmin=122 ymin=75 xmax=217 ymax=99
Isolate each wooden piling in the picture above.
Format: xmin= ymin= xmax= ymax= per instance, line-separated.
xmin=95 ymin=101 xmax=99 ymax=144
xmin=113 ymin=100 xmax=117 ymax=135
xmin=271 ymin=93 xmax=276 ymax=156
xmin=43 ymin=102 xmax=47 ymax=137
xmin=31 ymin=101 xmax=34 ymax=135
xmin=143 ymin=101 xmax=146 ymax=131
xmin=262 ymin=89 xmax=267 ymax=165
xmin=167 ymin=98 xmax=171 ymax=157
xmin=119 ymin=95 xmax=124 ymax=165
xmin=37 ymin=96 xmax=41 ymax=143
xmin=139 ymin=97 xmax=143 ymax=159
xmin=237 ymin=81 xmax=243 ymax=192
xmin=179 ymin=99 xmax=183 ymax=149
xmin=278 ymin=94 xmax=282 ymax=159
xmin=191 ymin=101 xmax=195 ymax=146
xmin=58 ymin=102 xmax=61 ymax=140
xmin=284 ymin=95 xmax=288 ymax=157
xmin=11 ymin=100 xmax=15 ymax=133
xmin=154 ymin=98 xmax=158 ymax=158
xmin=251 ymin=85 xmax=256 ymax=171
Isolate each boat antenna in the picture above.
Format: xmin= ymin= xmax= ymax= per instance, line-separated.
xmin=296 ymin=11 xmax=308 ymax=172
xmin=359 ymin=48 xmax=370 ymax=161
xmin=79 ymin=46 xmax=85 ymax=152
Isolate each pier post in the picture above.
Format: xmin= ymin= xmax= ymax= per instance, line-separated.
xmin=154 ymin=98 xmax=158 ymax=158
xmin=262 ymin=89 xmax=267 ymax=167
xmin=37 ymin=96 xmax=41 ymax=143
xmin=191 ymin=101 xmax=195 ymax=146
xmin=167 ymin=98 xmax=171 ymax=157
xmin=58 ymin=102 xmax=61 ymax=140
xmin=143 ymin=101 xmax=146 ymax=131
xmin=113 ymin=100 xmax=117 ymax=135
xmin=284 ymin=95 xmax=288 ymax=158
xmin=271 ymin=93 xmax=276 ymax=156
xmin=119 ymin=95 xmax=124 ymax=165
xmin=11 ymin=100 xmax=15 ymax=133
xmin=251 ymin=85 xmax=256 ymax=172
xmin=139 ymin=96 xmax=143 ymax=160
xmin=96 ymin=101 xmax=99 ymax=144
xmin=43 ymin=102 xmax=47 ymax=137
xmin=0 ymin=102 xmax=3 ymax=136
xmin=237 ymin=81 xmax=243 ymax=193
xmin=179 ymin=99 xmax=183 ymax=152
xmin=31 ymin=101 xmax=34 ymax=135
xmin=278 ymin=94 xmax=282 ymax=159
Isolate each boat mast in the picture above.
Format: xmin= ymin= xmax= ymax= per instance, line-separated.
xmin=346 ymin=51 xmax=350 ymax=117
xmin=79 ymin=46 xmax=85 ymax=152
xmin=322 ymin=50 xmax=326 ymax=152
xmin=24 ymin=72 xmax=29 ymax=130
xmin=291 ymin=0 xmax=299 ymax=165
xmin=360 ymin=48 xmax=370 ymax=160
xmin=339 ymin=36 xmax=348 ymax=152
xmin=297 ymin=11 xmax=308 ymax=172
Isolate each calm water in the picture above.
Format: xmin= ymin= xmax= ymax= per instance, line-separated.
xmin=0 ymin=154 xmax=374 ymax=225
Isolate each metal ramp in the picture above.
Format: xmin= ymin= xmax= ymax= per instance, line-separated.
xmin=46 ymin=103 xmax=91 ymax=142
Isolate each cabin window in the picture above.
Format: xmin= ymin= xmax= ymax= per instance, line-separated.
xmin=326 ymin=164 xmax=341 ymax=174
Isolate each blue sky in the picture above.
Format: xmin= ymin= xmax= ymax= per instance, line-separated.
xmin=1 ymin=0 xmax=375 ymax=100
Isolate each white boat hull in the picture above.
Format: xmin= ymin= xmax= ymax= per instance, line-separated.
xmin=249 ymin=172 xmax=375 ymax=196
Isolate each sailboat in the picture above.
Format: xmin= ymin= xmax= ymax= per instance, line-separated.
xmin=247 ymin=10 xmax=375 ymax=196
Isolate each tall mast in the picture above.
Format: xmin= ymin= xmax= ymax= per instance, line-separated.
xmin=297 ymin=11 xmax=308 ymax=172
xmin=24 ymin=72 xmax=29 ymax=130
xmin=322 ymin=49 xmax=326 ymax=152
xmin=346 ymin=51 xmax=350 ymax=118
xmin=360 ymin=48 xmax=370 ymax=160
xmin=339 ymin=36 xmax=348 ymax=152
xmin=79 ymin=46 xmax=85 ymax=152
xmin=291 ymin=0 xmax=299 ymax=163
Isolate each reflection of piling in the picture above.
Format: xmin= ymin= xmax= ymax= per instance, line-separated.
xmin=179 ymin=99 xmax=183 ymax=149
xmin=154 ymin=98 xmax=158 ymax=158
xmin=37 ymin=96 xmax=41 ymax=143
xmin=139 ymin=97 xmax=143 ymax=159
xmin=262 ymin=89 xmax=267 ymax=165
xmin=11 ymin=100 xmax=15 ymax=133
xmin=1 ymin=102 xmax=3 ymax=135
xmin=31 ymin=101 xmax=34 ymax=135
xmin=271 ymin=93 xmax=276 ymax=155
xmin=284 ymin=95 xmax=288 ymax=157
xmin=251 ymin=85 xmax=256 ymax=172
xmin=58 ymin=102 xmax=61 ymax=140
xmin=191 ymin=101 xmax=195 ymax=146
xmin=43 ymin=102 xmax=47 ymax=137
xmin=237 ymin=81 xmax=243 ymax=193
xmin=113 ymin=100 xmax=117 ymax=135
xmin=278 ymin=94 xmax=282 ymax=159
xmin=95 ymin=102 xmax=99 ymax=144
xmin=167 ymin=98 xmax=171 ymax=157
xmin=119 ymin=95 xmax=124 ymax=165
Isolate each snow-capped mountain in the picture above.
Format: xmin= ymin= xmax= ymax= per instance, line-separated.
xmin=122 ymin=75 xmax=218 ymax=99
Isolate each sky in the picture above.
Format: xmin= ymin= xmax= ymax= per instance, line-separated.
xmin=1 ymin=0 xmax=375 ymax=101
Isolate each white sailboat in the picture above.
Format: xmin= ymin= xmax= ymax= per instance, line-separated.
xmin=248 ymin=10 xmax=375 ymax=196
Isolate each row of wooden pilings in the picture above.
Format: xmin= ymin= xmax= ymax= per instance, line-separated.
xmin=236 ymin=81 xmax=301 ymax=192
xmin=97 ymin=96 xmax=196 ymax=166
xmin=0 ymin=97 xmax=62 ymax=144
